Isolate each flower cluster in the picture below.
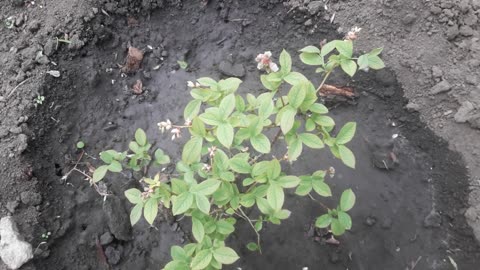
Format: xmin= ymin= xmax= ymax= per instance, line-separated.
xmin=158 ymin=119 xmax=172 ymax=133
xmin=255 ymin=51 xmax=279 ymax=73
xmin=344 ymin=26 xmax=361 ymax=41
xmin=187 ymin=81 xmax=201 ymax=88
xmin=170 ymin=128 xmax=181 ymax=141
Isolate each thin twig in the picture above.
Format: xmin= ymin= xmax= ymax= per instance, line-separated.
xmin=407 ymin=256 xmax=422 ymax=270
xmin=7 ymin=78 xmax=31 ymax=99
xmin=315 ymin=71 xmax=332 ymax=94
xmin=238 ymin=207 xmax=262 ymax=254
xmin=307 ymin=193 xmax=330 ymax=211
xmin=61 ymin=151 xmax=85 ymax=182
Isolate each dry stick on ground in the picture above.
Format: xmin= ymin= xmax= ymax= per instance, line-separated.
xmin=238 ymin=207 xmax=262 ymax=254
xmin=406 ymin=256 xmax=422 ymax=270
xmin=7 ymin=78 xmax=31 ymax=99
xmin=61 ymin=151 xmax=85 ymax=182
xmin=318 ymin=84 xmax=355 ymax=97
xmin=307 ymin=193 xmax=330 ymax=211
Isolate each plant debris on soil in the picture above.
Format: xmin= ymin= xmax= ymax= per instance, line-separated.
xmin=122 ymin=46 xmax=144 ymax=73
xmin=1 ymin=0 xmax=480 ymax=270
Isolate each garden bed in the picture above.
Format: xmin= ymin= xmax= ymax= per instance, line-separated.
xmin=1 ymin=0 xmax=480 ymax=269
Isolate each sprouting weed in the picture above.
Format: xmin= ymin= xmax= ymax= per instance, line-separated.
xmin=34 ymin=95 xmax=45 ymax=105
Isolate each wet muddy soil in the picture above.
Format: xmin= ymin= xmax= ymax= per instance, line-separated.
xmin=1 ymin=0 xmax=480 ymax=269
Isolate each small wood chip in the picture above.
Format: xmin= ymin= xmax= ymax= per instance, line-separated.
xmin=319 ymin=84 xmax=355 ymax=97
xmin=132 ymin=79 xmax=143 ymax=95
xmin=122 ymin=47 xmax=143 ymax=73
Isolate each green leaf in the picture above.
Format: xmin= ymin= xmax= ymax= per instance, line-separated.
xmin=130 ymin=203 xmax=143 ymax=226
xmin=177 ymin=60 xmax=188 ymax=69
xmin=277 ymin=175 xmax=301 ymax=188
xmin=144 ymin=198 xmax=158 ymax=225
xmin=257 ymin=93 xmax=274 ymax=119
xmin=338 ymin=145 xmax=355 ymax=168
xmin=135 ymin=128 xmax=147 ymax=146
xmin=125 ymin=188 xmax=143 ymax=204
xmin=191 ymin=250 xmax=212 ymax=270
xmin=218 ymin=78 xmax=242 ymax=93
xmin=367 ymin=55 xmax=385 ymax=70
xmin=250 ymin=133 xmax=271 ymax=154
xmin=184 ymin=99 xmax=202 ymax=120
xmin=288 ymin=83 xmax=306 ymax=108
xmin=229 ymin=157 xmax=251 ymax=174
xmin=254 ymin=220 xmax=263 ymax=231
xmin=171 ymin=246 xmax=188 ymax=261
xmin=300 ymin=45 xmax=320 ymax=53
xmin=76 ymin=141 xmax=85 ymax=149
xmin=195 ymin=194 xmax=211 ymax=214
xmin=256 ymin=197 xmax=272 ymax=215
xmin=280 ymin=49 xmax=292 ymax=74
xmin=267 ymin=159 xmax=281 ymax=181
xmin=340 ymin=59 xmax=357 ymax=77
xmin=267 ymin=183 xmax=284 ymax=210
xmin=283 ymin=72 xmax=308 ymax=85
xmin=261 ymin=74 xmax=278 ymax=91
xmin=275 ymin=209 xmax=291 ymax=219
xmin=287 ymin=137 xmax=302 ymax=161
xmin=213 ymin=247 xmax=240 ymax=265
xmin=338 ymin=211 xmax=352 ymax=230
xmin=197 ymin=77 xmax=217 ymax=87
xmin=191 ymin=117 xmax=206 ymax=138
xmin=336 ymin=122 xmax=356 ymax=144
xmin=321 ymin=40 xmax=337 ymax=56
xmin=155 ymin=149 xmax=171 ymax=165
xmin=340 ymin=189 xmax=356 ymax=212
xmin=199 ymin=108 xmax=223 ymax=126
xmin=172 ymin=192 xmax=194 ymax=215
xmin=299 ymin=52 xmax=324 ymax=66
xmin=299 ymin=133 xmax=324 ymax=149
xmin=129 ymin=141 xmax=141 ymax=154
xmin=192 ymin=217 xmax=205 ymax=242
xmin=315 ymin=214 xmax=332 ymax=228
xmin=210 ymin=259 xmax=221 ymax=269
xmin=219 ymin=94 xmax=236 ymax=117
xmin=108 ymin=160 xmax=122 ymax=172
xmin=280 ymin=106 xmax=297 ymax=134
xmin=295 ymin=182 xmax=312 ymax=196
xmin=171 ymin=178 xmax=189 ymax=194
xmin=309 ymin=103 xmax=328 ymax=114
xmin=335 ymin=40 xmax=353 ymax=58
xmin=235 ymin=95 xmax=245 ymax=112
xmin=331 ymin=219 xmax=346 ymax=236
xmin=164 ymin=261 xmax=189 ymax=270
xmin=191 ymin=179 xmax=221 ymax=195
xmin=358 ymin=54 xmax=369 ymax=70
xmin=313 ymin=115 xmax=335 ymax=127
xmin=216 ymin=220 xmax=235 ymax=235
xmin=305 ymin=118 xmax=316 ymax=132
xmin=217 ymin=123 xmax=234 ymax=148
xmin=100 ymin=151 xmax=114 ymax=164
xmin=93 ymin=165 xmax=109 ymax=182
xmin=312 ymin=180 xmax=332 ymax=197
xmin=182 ymin=136 xmax=203 ymax=165
xmin=246 ymin=242 xmax=259 ymax=251
xmin=369 ymin=47 xmax=383 ymax=56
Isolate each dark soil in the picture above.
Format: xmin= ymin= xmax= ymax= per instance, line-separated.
xmin=1 ymin=0 xmax=480 ymax=270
